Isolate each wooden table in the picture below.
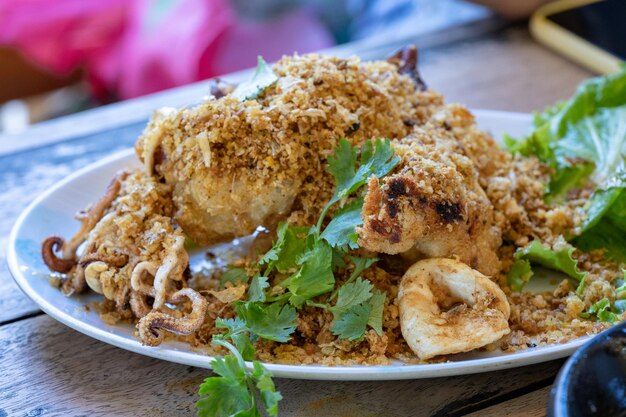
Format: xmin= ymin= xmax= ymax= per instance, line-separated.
xmin=0 ymin=21 xmax=593 ymax=417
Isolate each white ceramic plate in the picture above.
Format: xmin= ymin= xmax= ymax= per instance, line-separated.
xmin=7 ymin=110 xmax=590 ymax=380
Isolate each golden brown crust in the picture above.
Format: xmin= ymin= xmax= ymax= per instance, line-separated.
xmin=358 ymin=128 xmax=502 ymax=276
xmin=135 ymin=53 xmax=443 ymax=245
xmin=398 ymin=258 xmax=510 ymax=360
xmin=48 ymin=50 xmax=624 ymax=364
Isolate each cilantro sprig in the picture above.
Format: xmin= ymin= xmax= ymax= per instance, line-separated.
xmin=220 ymin=138 xmax=398 ymax=346
xmin=196 ymin=339 xmax=282 ymax=417
xmin=316 ymin=138 xmax=400 ymax=235
xmin=197 ymin=138 xmax=398 ymax=416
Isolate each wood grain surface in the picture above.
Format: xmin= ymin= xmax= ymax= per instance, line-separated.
xmin=0 ymin=315 xmax=562 ymax=417
xmin=0 ymin=22 xmax=594 ymax=416
xmin=465 ymin=386 xmax=552 ymax=417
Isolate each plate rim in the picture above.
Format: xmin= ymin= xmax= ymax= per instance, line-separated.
xmin=6 ymin=110 xmax=591 ymax=380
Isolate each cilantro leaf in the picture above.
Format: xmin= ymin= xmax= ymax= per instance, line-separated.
xmin=330 ymin=302 xmax=371 ymax=341
xmin=235 ymin=301 xmax=297 ymax=342
xmin=215 ymin=318 xmax=256 ymax=361
xmin=328 ymin=256 xmax=377 ymax=299
xmin=331 ymin=277 xmax=373 ymax=315
xmin=196 ymin=355 xmax=256 ymax=417
xmin=260 ymin=223 xmax=309 ymax=274
xmin=316 ymin=138 xmax=399 ymax=235
xmin=331 ymin=247 xmax=348 ymax=269
xmin=366 ymin=138 xmax=402 ymax=179
xmin=282 ymin=239 xmax=335 ymax=307
xmin=252 ymin=362 xmax=282 ymax=417
xmin=197 ymin=340 xmax=282 ymax=417
xmin=367 ymin=290 xmax=386 ymax=336
xmin=320 ymin=198 xmax=363 ymax=250
xmin=231 ymin=56 xmax=278 ymax=101
xmin=349 ymin=256 xmax=378 ymax=279
xmin=327 ymin=138 xmax=400 ymax=204
xmin=327 ymin=138 xmax=359 ymax=200
xmin=220 ymin=268 xmax=250 ymax=289
xmin=507 ymin=240 xmax=587 ymax=292
xmin=248 ymin=276 xmax=269 ymax=303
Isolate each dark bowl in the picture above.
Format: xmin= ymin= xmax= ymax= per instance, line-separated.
xmin=548 ymin=321 xmax=626 ymax=417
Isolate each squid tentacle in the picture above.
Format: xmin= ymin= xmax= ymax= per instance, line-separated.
xmin=137 ymin=288 xmax=208 ymax=347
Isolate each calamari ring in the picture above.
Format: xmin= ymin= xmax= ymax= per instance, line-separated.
xmin=398 ymin=258 xmax=510 ymax=360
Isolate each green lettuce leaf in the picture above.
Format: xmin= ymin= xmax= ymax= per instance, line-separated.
xmin=581 ymin=298 xmax=618 ymax=323
xmin=506 ymin=68 xmax=626 ymax=261
xmin=574 ymin=183 xmax=626 ymax=261
xmin=507 ymin=240 xmax=587 ymax=292
xmin=532 ymin=68 xmax=626 ymax=147
xmin=580 ymin=272 xmax=626 ymax=322
xmin=615 ymin=271 xmax=626 ymax=299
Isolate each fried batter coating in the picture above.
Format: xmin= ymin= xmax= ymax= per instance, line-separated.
xmin=399 ymin=258 xmax=510 ymax=360
xmin=358 ymin=124 xmax=502 ymax=276
xmin=429 ymin=104 xmax=578 ymax=248
xmin=45 ymin=170 xmax=208 ymax=345
xmin=76 ymin=171 xmax=184 ymax=310
xmin=135 ymin=53 xmax=441 ymax=245
xmin=40 ymin=48 xmax=624 ymax=363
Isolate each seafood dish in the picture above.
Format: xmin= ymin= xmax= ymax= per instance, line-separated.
xmin=41 ymin=46 xmax=626 ymax=366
